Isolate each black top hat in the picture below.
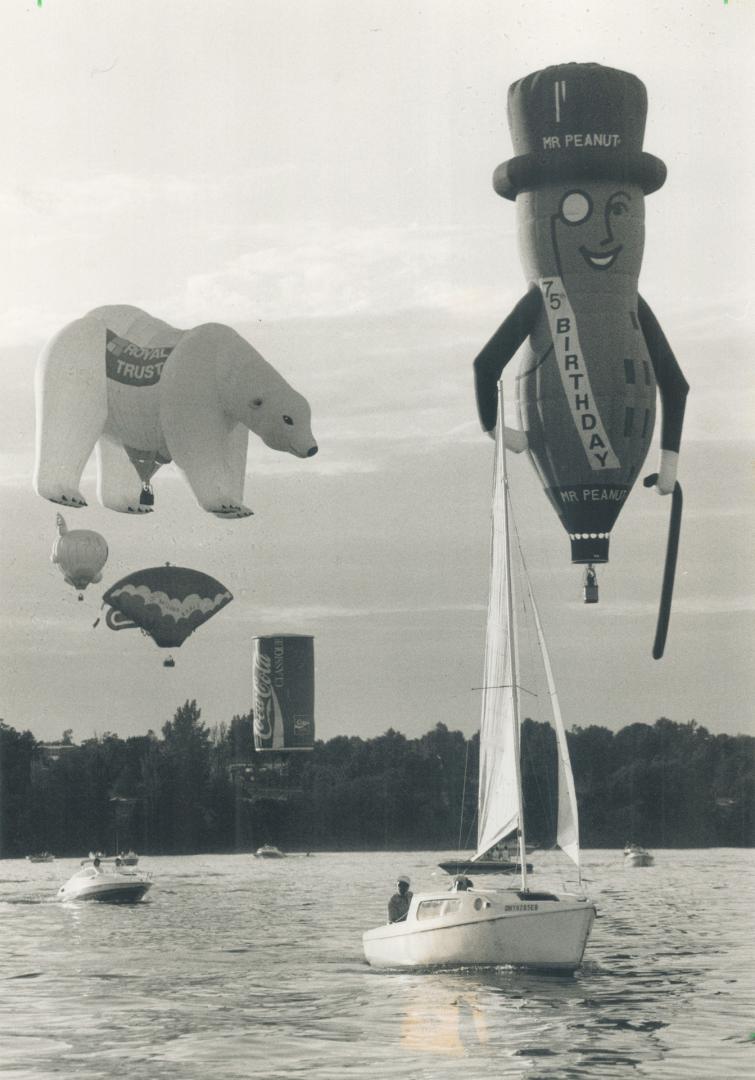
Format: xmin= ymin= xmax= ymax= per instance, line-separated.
xmin=493 ymin=62 xmax=666 ymax=200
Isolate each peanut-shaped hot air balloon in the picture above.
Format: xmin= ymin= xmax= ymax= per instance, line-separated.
xmin=51 ymin=513 xmax=108 ymax=600
xmin=474 ymin=63 xmax=688 ymax=630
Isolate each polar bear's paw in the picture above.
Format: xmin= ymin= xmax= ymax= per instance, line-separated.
xmin=102 ymin=496 xmax=154 ymax=514
xmin=210 ymin=503 xmax=254 ymax=519
xmin=39 ymin=486 xmax=88 ymax=509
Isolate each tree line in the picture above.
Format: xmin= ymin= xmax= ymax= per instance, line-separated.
xmin=0 ymin=702 xmax=752 ymax=857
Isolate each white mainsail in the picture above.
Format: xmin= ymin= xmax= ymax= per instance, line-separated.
xmin=362 ymin=383 xmax=596 ymax=971
xmin=474 ymin=384 xmax=582 ymax=879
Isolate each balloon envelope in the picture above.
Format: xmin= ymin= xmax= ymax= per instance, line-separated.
xmin=51 ymin=514 xmax=108 ymax=593
xmin=102 ymin=566 xmax=233 ymax=649
xmin=252 ymin=635 xmax=315 ymax=751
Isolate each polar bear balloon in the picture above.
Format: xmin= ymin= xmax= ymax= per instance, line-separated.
xmin=34 ymin=305 xmax=318 ymax=518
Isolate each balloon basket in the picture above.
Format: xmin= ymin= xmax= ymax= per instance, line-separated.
xmin=583 ymin=565 xmax=599 ymax=604
xmin=163 ymin=656 xmax=176 ymax=668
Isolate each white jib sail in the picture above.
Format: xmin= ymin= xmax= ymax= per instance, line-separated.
xmin=521 ymin=563 xmax=582 ymax=874
xmin=474 ymin=404 xmax=522 ymax=860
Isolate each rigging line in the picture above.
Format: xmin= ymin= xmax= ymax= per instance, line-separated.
xmin=510 ymin=483 xmax=560 ymax=846
xmin=457 ymin=738 xmax=471 ymax=856
xmin=464 ymin=809 xmax=478 ymax=852
xmin=511 ymin=443 xmax=561 ymax=605
xmin=471 ymin=683 xmax=539 ymax=696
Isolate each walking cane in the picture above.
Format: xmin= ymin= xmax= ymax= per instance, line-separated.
xmin=643 ymin=474 xmax=684 ymax=660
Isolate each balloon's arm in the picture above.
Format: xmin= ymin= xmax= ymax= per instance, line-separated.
xmin=473 ymin=286 xmax=540 ymax=433
xmin=638 ymin=295 xmax=689 ymax=494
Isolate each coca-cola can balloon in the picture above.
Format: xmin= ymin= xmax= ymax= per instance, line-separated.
xmin=252 ymin=635 xmax=315 ymax=751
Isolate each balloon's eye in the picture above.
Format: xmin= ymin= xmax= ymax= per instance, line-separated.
xmin=282 ymin=415 xmax=294 ymax=426
xmin=560 ymin=191 xmax=592 ymax=224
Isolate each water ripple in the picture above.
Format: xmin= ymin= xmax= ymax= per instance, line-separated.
xmin=0 ymin=850 xmax=751 ymax=1079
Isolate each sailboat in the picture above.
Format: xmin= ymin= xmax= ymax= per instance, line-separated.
xmin=437 ymin=839 xmax=533 ymax=877
xmin=362 ymin=385 xmax=596 ymax=970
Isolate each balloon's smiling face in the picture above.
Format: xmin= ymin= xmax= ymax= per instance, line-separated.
xmin=553 ymin=183 xmax=648 ymax=280
xmin=518 ymin=181 xmax=645 ymax=285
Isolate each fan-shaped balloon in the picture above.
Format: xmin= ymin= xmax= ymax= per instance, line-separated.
xmin=101 ymin=565 xmax=233 ymax=664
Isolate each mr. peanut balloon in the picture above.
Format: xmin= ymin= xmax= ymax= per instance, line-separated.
xmin=474 ymin=63 xmax=688 ymax=575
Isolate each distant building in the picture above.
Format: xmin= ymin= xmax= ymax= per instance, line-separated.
xmin=39 ymin=742 xmax=78 ymax=762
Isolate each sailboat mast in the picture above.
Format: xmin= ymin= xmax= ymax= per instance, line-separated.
xmin=497 ymin=382 xmax=529 ymax=892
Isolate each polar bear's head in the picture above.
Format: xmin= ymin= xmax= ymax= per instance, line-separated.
xmin=246 ymin=382 xmax=318 ymax=458
xmin=214 ymin=331 xmax=318 ymax=459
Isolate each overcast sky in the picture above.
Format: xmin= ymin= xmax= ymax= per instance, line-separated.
xmin=1 ymin=0 xmax=752 ymax=746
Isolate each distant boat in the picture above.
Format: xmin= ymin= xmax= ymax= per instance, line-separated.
xmin=624 ymin=844 xmax=654 ymax=867
xmin=438 ymin=842 xmax=534 ymax=876
xmin=26 ymin=853 xmax=55 ymax=863
xmin=80 ymin=852 xmax=139 ymax=867
xmin=363 ymin=388 xmax=596 ymax=971
xmin=255 ymin=845 xmax=285 ymax=859
xmin=57 ymin=863 xmax=152 ymax=903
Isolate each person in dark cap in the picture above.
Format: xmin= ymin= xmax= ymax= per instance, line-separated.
xmin=388 ymin=875 xmax=413 ymax=923
xmin=451 ymin=875 xmax=474 ymax=891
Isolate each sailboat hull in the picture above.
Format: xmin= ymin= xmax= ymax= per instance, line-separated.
xmin=363 ymin=888 xmax=595 ymax=971
xmin=437 ymin=858 xmax=533 ymax=875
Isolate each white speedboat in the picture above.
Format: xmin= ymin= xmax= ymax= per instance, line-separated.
xmin=363 ymin=387 xmax=596 ymax=971
xmin=624 ymin=844 xmax=654 ymax=867
xmin=255 ymin=845 xmax=285 ymax=859
xmin=57 ymin=863 xmax=152 ymax=903
xmin=26 ymin=852 xmax=55 ymax=863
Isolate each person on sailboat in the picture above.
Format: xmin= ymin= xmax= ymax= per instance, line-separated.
xmin=388 ymin=876 xmax=413 ymax=923
xmin=451 ymin=876 xmax=474 ymax=892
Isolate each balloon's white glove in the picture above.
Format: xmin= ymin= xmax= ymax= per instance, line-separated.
xmin=655 ymin=450 xmax=679 ymax=495
xmin=487 ymin=426 xmax=528 ymax=453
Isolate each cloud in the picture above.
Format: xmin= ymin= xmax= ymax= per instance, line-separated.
xmin=554 ymin=594 xmax=755 ymax=618
xmin=229 ymin=600 xmax=486 ymax=624
xmin=170 ymin=222 xmax=504 ymax=326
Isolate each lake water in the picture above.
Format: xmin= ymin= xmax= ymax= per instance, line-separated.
xmin=1 ymin=849 xmax=753 ymax=1080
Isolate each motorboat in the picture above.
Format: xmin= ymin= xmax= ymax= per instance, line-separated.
xmin=255 ymin=845 xmax=285 ymax=858
xmin=26 ymin=852 xmax=55 ymax=863
xmin=624 ymin=844 xmax=654 ymax=867
xmin=57 ymin=863 xmax=152 ymax=903
xmin=363 ymin=386 xmax=596 ymax=971
xmin=79 ymin=851 xmax=139 ymax=867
